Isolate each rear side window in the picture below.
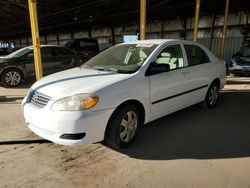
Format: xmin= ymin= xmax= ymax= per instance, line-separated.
xmin=184 ymin=45 xmax=210 ymax=66
xmin=41 ymin=47 xmax=52 ymax=58
xmin=53 ymin=47 xmax=74 ymax=56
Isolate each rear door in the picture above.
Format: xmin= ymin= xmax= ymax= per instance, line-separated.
xmin=52 ymin=47 xmax=76 ymax=72
xmin=42 ymin=47 xmax=76 ymax=75
xmin=21 ymin=50 xmax=35 ymax=76
xmin=148 ymin=44 xmax=191 ymax=119
xmin=182 ymin=44 xmax=212 ymax=104
xmin=41 ymin=47 xmax=54 ymax=75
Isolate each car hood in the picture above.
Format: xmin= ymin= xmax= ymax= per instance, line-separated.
xmin=31 ymin=67 xmax=131 ymax=100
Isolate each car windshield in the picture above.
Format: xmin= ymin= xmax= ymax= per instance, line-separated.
xmin=82 ymin=43 xmax=158 ymax=73
xmin=6 ymin=47 xmax=33 ymax=58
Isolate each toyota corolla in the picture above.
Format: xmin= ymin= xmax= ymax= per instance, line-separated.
xmin=22 ymin=39 xmax=226 ymax=149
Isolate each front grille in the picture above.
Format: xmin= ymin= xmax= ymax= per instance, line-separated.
xmin=29 ymin=91 xmax=51 ymax=108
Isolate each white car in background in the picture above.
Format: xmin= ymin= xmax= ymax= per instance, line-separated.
xmin=22 ymin=39 xmax=226 ymax=149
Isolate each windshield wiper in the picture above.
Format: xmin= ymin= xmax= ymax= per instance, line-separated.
xmin=80 ymin=65 xmax=94 ymax=69
xmin=117 ymin=70 xmax=135 ymax=74
xmin=92 ymin=66 xmax=118 ymax=73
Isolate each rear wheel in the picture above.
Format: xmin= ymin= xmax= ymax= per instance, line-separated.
xmin=201 ymin=83 xmax=219 ymax=109
xmin=105 ymin=105 xmax=141 ymax=149
xmin=1 ymin=69 xmax=23 ymax=87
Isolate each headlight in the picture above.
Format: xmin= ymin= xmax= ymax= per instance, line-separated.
xmin=51 ymin=93 xmax=99 ymax=111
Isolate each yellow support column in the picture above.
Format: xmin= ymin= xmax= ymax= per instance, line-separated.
xmin=220 ymin=0 xmax=230 ymax=59
xmin=193 ymin=0 xmax=200 ymax=42
xmin=28 ymin=0 xmax=43 ymax=80
xmin=140 ymin=0 xmax=146 ymax=40
xmin=209 ymin=12 xmax=215 ymax=50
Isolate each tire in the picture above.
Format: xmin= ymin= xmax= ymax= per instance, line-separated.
xmin=1 ymin=68 xmax=23 ymax=87
xmin=201 ymin=82 xmax=219 ymax=109
xmin=104 ymin=105 xmax=141 ymax=149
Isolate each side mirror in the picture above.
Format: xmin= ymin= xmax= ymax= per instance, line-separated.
xmin=145 ymin=63 xmax=170 ymax=76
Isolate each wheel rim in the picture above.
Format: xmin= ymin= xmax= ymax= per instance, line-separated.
xmin=4 ymin=71 xmax=21 ymax=86
xmin=208 ymin=85 xmax=219 ymax=105
xmin=119 ymin=111 xmax=138 ymax=143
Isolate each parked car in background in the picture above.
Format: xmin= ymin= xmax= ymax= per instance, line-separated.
xmin=65 ymin=38 xmax=99 ymax=62
xmin=22 ymin=39 xmax=226 ymax=149
xmin=0 ymin=49 xmax=11 ymax=57
xmin=0 ymin=45 xmax=83 ymax=87
xmin=230 ymin=44 xmax=250 ymax=76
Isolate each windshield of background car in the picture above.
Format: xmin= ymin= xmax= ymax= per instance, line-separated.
xmin=83 ymin=43 xmax=158 ymax=73
xmin=6 ymin=47 xmax=32 ymax=58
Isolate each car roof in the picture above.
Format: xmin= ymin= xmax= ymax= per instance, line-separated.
xmin=124 ymin=39 xmax=195 ymax=45
xmin=27 ymin=45 xmax=65 ymax=48
xmin=41 ymin=45 xmax=65 ymax=47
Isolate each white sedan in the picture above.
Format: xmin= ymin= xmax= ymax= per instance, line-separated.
xmin=22 ymin=39 xmax=226 ymax=149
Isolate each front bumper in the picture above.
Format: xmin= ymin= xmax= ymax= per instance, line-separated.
xmin=22 ymin=98 xmax=114 ymax=146
xmin=229 ymin=65 xmax=250 ymax=74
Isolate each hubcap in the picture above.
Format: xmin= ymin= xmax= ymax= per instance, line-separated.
xmin=119 ymin=111 xmax=138 ymax=143
xmin=208 ymin=86 xmax=219 ymax=105
xmin=4 ymin=71 xmax=21 ymax=86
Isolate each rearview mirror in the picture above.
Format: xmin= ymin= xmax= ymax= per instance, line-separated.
xmin=145 ymin=63 xmax=170 ymax=76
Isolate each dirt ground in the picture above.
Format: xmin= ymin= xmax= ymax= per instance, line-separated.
xmin=0 ymin=76 xmax=250 ymax=188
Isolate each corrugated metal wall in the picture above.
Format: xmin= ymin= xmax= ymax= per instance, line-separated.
xmin=14 ymin=10 xmax=249 ymax=61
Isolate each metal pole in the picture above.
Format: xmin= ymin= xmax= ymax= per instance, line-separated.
xmin=140 ymin=0 xmax=146 ymax=40
xmin=183 ymin=18 xmax=187 ymax=40
xmin=45 ymin=32 xmax=48 ymax=44
xmin=111 ymin=26 xmax=115 ymax=45
xmin=28 ymin=0 xmax=43 ymax=80
xmin=209 ymin=12 xmax=215 ymax=50
xmin=88 ymin=28 xmax=92 ymax=39
xmin=193 ymin=0 xmax=200 ymax=42
xmin=19 ymin=37 xmax=22 ymax=47
xmin=161 ymin=20 xmax=164 ymax=39
xmin=243 ymin=9 xmax=249 ymax=46
xmin=219 ymin=0 xmax=230 ymax=59
xmin=56 ymin=32 xmax=60 ymax=45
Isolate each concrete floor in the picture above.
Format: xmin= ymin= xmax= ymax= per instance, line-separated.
xmin=0 ymin=76 xmax=250 ymax=188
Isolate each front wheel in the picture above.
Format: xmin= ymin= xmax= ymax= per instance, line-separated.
xmin=1 ymin=69 xmax=23 ymax=87
xmin=104 ymin=105 xmax=141 ymax=149
xmin=201 ymin=83 xmax=219 ymax=108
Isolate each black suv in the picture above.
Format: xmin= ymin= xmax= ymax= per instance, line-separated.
xmin=65 ymin=38 xmax=99 ymax=60
xmin=0 ymin=45 xmax=83 ymax=87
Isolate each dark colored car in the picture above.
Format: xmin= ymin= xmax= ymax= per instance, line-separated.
xmin=65 ymin=38 xmax=99 ymax=61
xmin=0 ymin=45 xmax=83 ymax=87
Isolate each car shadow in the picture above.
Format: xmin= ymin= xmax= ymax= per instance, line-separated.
xmin=0 ymin=139 xmax=51 ymax=145
xmin=115 ymin=91 xmax=250 ymax=160
xmin=0 ymin=96 xmax=24 ymax=103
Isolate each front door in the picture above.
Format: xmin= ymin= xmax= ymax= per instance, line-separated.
xmin=148 ymin=44 xmax=190 ymax=119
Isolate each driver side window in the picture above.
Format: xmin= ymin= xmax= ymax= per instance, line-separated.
xmin=155 ymin=44 xmax=184 ymax=70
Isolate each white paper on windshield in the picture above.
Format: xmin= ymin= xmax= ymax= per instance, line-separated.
xmin=136 ymin=44 xmax=154 ymax=48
